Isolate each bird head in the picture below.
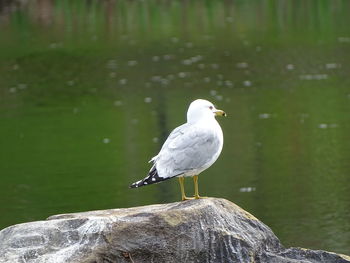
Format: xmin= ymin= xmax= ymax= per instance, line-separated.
xmin=187 ymin=99 xmax=226 ymax=123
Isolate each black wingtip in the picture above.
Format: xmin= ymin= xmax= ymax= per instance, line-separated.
xmin=129 ymin=180 xmax=141 ymax=188
xmin=129 ymin=167 xmax=166 ymax=189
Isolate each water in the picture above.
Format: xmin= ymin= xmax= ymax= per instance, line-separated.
xmin=0 ymin=0 xmax=350 ymax=255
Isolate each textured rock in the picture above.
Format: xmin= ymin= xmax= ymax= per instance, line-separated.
xmin=0 ymin=198 xmax=349 ymax=263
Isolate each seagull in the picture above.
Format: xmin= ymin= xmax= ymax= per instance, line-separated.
xmin=130 ymin=99 xmax=226 ymax=200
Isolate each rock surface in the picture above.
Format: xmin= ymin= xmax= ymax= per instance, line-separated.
xmin=0 ymin=198 xmax=349 ymax=263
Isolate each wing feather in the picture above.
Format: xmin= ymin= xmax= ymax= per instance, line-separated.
xmin=155 ymin=123 xmax=221 ymax=178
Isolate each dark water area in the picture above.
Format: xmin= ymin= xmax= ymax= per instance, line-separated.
xmin=0 ymin=0 xmax=349 ymax=255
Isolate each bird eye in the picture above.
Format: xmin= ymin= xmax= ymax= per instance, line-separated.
xmin=209 ymin=106 xmax=213 ymax=110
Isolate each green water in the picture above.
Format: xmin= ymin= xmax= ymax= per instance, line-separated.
xmin=0 ymin=0 xmax=350 ymax=255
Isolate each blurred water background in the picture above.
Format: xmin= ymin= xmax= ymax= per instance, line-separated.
xmin=0 ymin=0 xmax=349 ymax=255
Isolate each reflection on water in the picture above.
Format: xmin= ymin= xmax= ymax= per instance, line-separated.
xmin=0 ymin=0 xmax=349 ymax=255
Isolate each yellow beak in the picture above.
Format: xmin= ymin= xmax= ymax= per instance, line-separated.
xmin=215 ymin=109 xmax=227 ymax=117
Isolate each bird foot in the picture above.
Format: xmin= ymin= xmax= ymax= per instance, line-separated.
xmin=181 ymin=196 xmax=195 ymax=201
xmin=194 ymin=195 xmax=208 ymax=199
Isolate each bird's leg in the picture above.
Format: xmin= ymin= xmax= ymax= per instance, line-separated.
xmin=193 ymin=175 xmax=207 ymax=199
xmin=178 ymin=177 xmax=194 ymax=201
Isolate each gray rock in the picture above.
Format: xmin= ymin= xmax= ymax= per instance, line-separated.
xmin=0 ymin=198 xmax=349 ymax=263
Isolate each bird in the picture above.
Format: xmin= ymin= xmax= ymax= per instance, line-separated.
xmin=129 ymin=99 xmax=226 ymax=201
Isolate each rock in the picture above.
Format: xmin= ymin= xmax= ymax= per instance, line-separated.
xmin=0 ymin=198 xmax=349 ymax=263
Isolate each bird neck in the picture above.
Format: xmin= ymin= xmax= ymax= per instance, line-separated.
xmin=187 ymin=115 xmax=217 ymax=125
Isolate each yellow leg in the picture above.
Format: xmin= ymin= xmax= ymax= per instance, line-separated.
xmin=178 ymin=177 xmax=194 ymax=201
xmin=193 ymin=175 xmax=207 ymax=199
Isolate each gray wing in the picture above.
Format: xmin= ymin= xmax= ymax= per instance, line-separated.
xmin=154 ymin=123 xmax=221 ymax=178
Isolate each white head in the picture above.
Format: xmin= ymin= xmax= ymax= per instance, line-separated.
xmin=187 ymin=99 xmax=226 ymax=123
